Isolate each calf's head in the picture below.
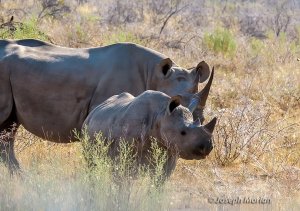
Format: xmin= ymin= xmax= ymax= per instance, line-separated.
xmin=159 ymin=96 xmax=217 ymax=160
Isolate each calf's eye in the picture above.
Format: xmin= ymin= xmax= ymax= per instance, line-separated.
xmin=181 ymin=131 xmax=186 ymax=136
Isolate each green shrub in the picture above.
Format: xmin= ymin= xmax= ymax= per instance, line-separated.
xmin=203 ymin=27 xmax=237 ymax=57
xmin=0 ymin=18 xmax=50 ymax=41
xmin=148 ymin=138 xmax=168 ymax=186
xmin=75 ymin=128 xmax=168 ymax=182
xmin=72 ymin=128 xmax=169 ymax=210
xmin=250 ymin=37 xmax=264 ymax=56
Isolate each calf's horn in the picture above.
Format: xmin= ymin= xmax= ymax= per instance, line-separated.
xmin=188 ymin=67 xmax=214 ymax=113
xmin=204 ymin=117 xmax=217 ymax=133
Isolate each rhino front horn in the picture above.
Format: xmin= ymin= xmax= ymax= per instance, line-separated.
xmin=204 ymin=117 xmax=217 ymax=133
xmin=188 ymin=67 xmax=214 ymax=113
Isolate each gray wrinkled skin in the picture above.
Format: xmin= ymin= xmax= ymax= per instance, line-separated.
xmin=83 ymin=90 xmax=216 ymax=177
xmin=0 ymin=39 xmax=210 ymax=173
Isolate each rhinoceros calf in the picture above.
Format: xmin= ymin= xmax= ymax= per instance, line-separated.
xmin=0 ymin=39 xmax=211 ymax=173
xmin=83 ymin=91 xmax=217 ymax=177
xmin=83 ymin=72 xmax=216 ymax=177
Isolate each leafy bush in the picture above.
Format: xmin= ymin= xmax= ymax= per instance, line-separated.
xmin=203 ymin=27 xmax=237 ymax=57
xmin=75 ymin=127 xmax=169 ymax=190
xmin=0 ymin=18 xmax=50 ymax=41
xmin=75 ymin=128 xmax=168 ymax=184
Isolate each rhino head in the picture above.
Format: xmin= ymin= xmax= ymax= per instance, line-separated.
xmin=159 ymin=95 xmax=217 ymax=160
xmin=152 ymin=58 xmax=212 ymax=123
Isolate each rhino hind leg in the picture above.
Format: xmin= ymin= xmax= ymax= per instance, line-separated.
xmin=0 ymin=111 xmax=20 ymax=175
xmin=0 ymin=66 xmax=21 ymax=175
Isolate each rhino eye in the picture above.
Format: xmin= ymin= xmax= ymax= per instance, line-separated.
xmin=181 ymin=131 xmax=186 ymax=136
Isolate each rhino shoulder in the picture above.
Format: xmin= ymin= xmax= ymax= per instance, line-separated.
xmin=136 ymin=90 xmax=170 ymax=102
xmin=130 ymin=90 xmax=170 ymax=118
xmin=107 ymin=92 xmax=135 ymax=103
xmin=116 ymin=92 xmax=134 ymax=99
xmin=99 ymin=92 xmax=132 ymax=108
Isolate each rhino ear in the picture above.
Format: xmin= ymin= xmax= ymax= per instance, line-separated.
xmin=167 ymin=95 xmax=181 ymax=115
xmin=158 ymin=58 xmax=173 ymax=78
xmin=195 ymin=61 xmax=210 ymax=83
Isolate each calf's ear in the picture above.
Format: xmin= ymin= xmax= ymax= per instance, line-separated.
xmin=167 ymin=95 xmax=181 ymax=115
xmin=195 ymin=61 xmax=210 ymax=83
xmin=157 ymin=58 xmax=173 ymax=78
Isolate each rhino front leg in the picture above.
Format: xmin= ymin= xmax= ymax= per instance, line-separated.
xmin=0 ymin=123 xmax=20 ymax=175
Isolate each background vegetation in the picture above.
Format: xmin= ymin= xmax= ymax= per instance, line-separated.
xmin=0 ymin=0 xmax=299 ymax=210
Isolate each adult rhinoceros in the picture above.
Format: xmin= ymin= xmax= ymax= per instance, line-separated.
xmin=0 ymin=39 xmax=211 ymax=173
xmin=83 ymin=70 xmax=216 ymax=177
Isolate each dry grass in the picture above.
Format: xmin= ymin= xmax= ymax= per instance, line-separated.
xmin=1 ymin=0 xmax=300 ymax=210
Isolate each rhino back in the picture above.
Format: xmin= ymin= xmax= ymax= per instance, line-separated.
xmin=85 ymin=90 xmax=169 ymax=141
xmin=87 ymin=43 xmax=167 ymax=111
xmin=84 ymin=92 xmax=135 ymax=138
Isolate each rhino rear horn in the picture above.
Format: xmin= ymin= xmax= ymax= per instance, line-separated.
xmin=188 ymin=67 xmax=214 ymax=112
xmin=204 ymin=117 xmax=217 ymax=133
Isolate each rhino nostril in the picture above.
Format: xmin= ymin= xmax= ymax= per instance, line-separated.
xmin=197 ymin=142 xmax=213 ymax=155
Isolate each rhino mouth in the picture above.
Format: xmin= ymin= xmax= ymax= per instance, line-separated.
xmin=192 ymin=150 xmax=208 ymax=159
xmin=180 ymin=150 xmax=208 ymax=160
xmin=192 ymin=142 xmax=213 ymax=159
xmin=180 ymin=143 xmax=212 ymax=160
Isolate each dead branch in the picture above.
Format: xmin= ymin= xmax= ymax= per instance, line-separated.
xmin=159 ymin=3 xmax=188 ymax=36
